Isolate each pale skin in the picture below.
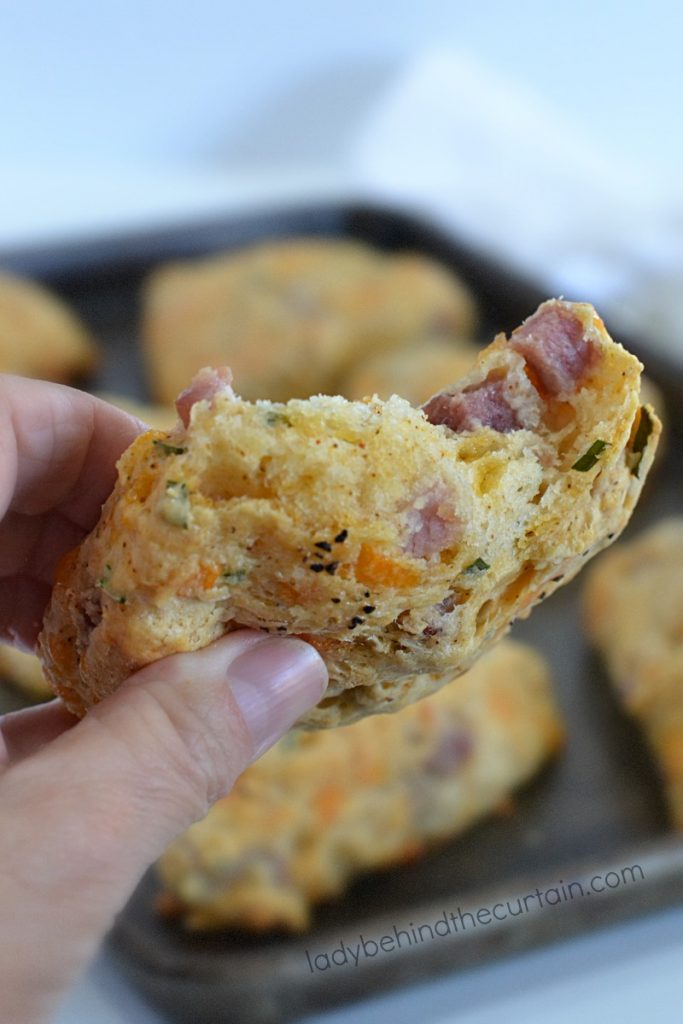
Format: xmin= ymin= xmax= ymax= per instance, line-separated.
xmin=0 ymin=376 xmax=328 ymax=1024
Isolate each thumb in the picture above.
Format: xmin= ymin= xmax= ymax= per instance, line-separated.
xmin=0 ymin=630 xmax=326 ymax=1023
xmin=103 ymin=628 xmax=328 ymax=820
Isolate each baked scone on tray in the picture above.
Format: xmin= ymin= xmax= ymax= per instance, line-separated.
xmin=142 ymin=239 xmax=477 ymax=403
xmin=342 ymin=339 xmax=479 ymax=404
xmin=38 ymin=298 xmax=660 ymax=727
xmin=156 ymin=640 xmax=563 ymax=932
xmin=583 ymin=518 xmax=683 ymax=828
xmin=0 ymin=645 xmax=51 ymax=702
xmin=0 ymin=270 xmax=97 ymax=381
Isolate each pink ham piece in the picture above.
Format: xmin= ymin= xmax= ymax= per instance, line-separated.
xmin=423 ymin=726 xmax=474 ymax=775
xmin=423 ymin=378 xmax=520 ymax=433
xmin=175 ymin=366 xmax=234 ymax=426
xmin=422 ymin=300 xmax=598 ymax=434
xmin=510 ymin=302 xmax=596 ymax=396
xmin=404 ymin=487 xmax=462 ymax=558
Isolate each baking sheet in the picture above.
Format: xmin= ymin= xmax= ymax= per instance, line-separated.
xmin=1 ymin=204 xmax=682 ymax=1024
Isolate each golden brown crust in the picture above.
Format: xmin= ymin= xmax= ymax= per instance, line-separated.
xmin=38 ymin=299 xmax=659 ymax=726
xmin=156 ymin=640 xmax=563 ymax=932
xmin=0 ymin=271 xmax=97 ymax=381
xmin=583 ymin=518 xmax=683 ymax=826
xmin=0 ymin=646 xmax=51 ymax=701
xmin=638 ymin=376 xmax=667 ymax=473
xmin=342 ymin=340 xmax=479 ymax=404
xmin=142 ymin=239 xmax=477 ymax=403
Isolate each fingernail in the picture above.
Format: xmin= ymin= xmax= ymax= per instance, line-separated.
xmin=227 ymin=638 xmax=328 ymax=758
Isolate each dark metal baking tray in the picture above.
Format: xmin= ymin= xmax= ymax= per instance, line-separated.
xmin=2 ymin=204 xmax=682 ymax=1024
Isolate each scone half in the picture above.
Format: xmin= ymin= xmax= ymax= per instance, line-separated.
xmin=39 ymin=299 xmax=660 ymax=726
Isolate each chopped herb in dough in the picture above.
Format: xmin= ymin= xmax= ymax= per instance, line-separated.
xmin=265 ymin=411 xmax=292 ymax=428
xmin=97 ymin=564 xmax=126 ymax=604
xmin=221 ymin=570 xmax=247 ymax=584
xmin=152 ymin=440 xmax=188 ymax=456
xmin=465 ymin=558 xmax=490 ymax=573
xmin=572 ymin=440 xmax=610 ymax=472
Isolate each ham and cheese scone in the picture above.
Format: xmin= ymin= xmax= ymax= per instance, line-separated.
xmin=0 ymin=270 xmax=97 ymax=381
xmin=0 ymin=646 xmax=51 ymax=702
xmin=156 ymin=640 xmax=563 ymax=932
xmin=143 ymin=239 xmax=476 ymax=403
xmin=38 ymin=299 xmax=659 ymax=726
xmin=342 ymin=339 xmax=479 ymax=404
xmin=584 ymin=518 xmax=683 ymax=827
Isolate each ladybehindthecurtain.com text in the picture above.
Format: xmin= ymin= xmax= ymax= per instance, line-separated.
xmin=304 ymin=863 xmax=645 ymax=974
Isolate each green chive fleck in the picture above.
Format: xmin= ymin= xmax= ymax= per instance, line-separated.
xmin=465 ymin=558 xmax=490 ymax=573
xmin=221 ymin=570 xmax=247 ymax=584
xmin=97 ymin=564 xmax=126 ymax=604
xmin=626 ymin=407 xmax=654 ymax=478
xmin=265 ymin=411 xmax=292 ymax=428
xmin=152 ymin=440 xmax=188 ymax=456
xmin=572 ymin=440 xmax=610 ymax=472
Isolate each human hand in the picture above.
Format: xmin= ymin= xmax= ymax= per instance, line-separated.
xmin=0 ymin=375 xmax=327 ymax=1024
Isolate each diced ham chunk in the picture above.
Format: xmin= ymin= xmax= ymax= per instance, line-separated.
xmin=424 ymin=726 xmax=474 ymax=775
xmin=422 ymin=378 xmax=520 ymax=433
xmin=175 ymin=366 xmax=234 ymax=426
xmin=511 ymin=303 xmax=596 ymax=396
xmin=404 ymin=487 xmax=462 ymax=558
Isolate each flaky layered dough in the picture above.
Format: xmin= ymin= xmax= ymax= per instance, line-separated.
xmin=39 ymin=299 xmax=660 ymax=726
xmin=157 ymin=641 xmax=563 ymax=932
xmin=584 ymin=518 xmax=683 ymax=828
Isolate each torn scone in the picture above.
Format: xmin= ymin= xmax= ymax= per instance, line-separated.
xmin=583 ymin=518 xmax=683 ymax=828
xmin=39 ymin=299 xmax=659 ymax=726
xmin=156 ymin=640 xmax=563 ymax=932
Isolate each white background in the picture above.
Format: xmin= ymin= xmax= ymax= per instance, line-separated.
xmin=1 ymin=0 xmax=682 ymax=244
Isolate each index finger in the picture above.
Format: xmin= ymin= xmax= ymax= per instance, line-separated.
xmin=0 ymin=375 xmax=145 ymax=527
xmin=0 ymin=377 xmax=148 ymax=645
